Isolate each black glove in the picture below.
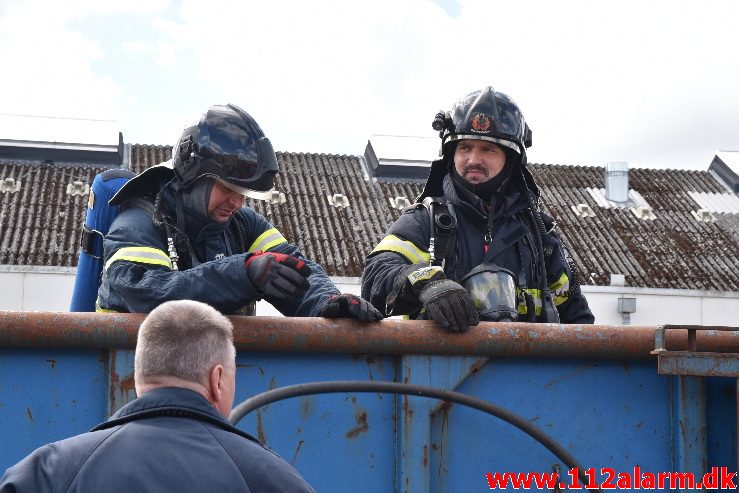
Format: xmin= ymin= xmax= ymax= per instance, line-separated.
xmin=320 ymin=293 xmax=384 ymax=322
xmin=408 ymin=266 xmax=479 ymax=332
xmin=245 ymin=251 xmax=311 ymax=303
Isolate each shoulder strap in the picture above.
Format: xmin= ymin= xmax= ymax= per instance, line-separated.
xmin=229 ymin=211 xmax=249 ymax=252
xmin=421 ymin=197 xmax=457 ymax=268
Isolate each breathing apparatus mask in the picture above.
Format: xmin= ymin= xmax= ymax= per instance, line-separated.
xmin=460 ymin=263 xmax=519 ymax=322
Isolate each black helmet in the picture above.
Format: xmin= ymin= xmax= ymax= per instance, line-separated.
xmin=432 ymin=86 xmax=532 ymax=158
xmin=418 ymin=86 xmax=538 ymax=202
xmin=173 ymin=104 xmax=279 ymax=193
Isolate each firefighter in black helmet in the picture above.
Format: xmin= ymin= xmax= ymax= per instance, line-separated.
xmin=362 ymin=87 xmax=594 ymax=331
xmin=98 ymin=104 xmax=382 ymax=322
xmin=173 ymin=104 xmax=279 ymax=194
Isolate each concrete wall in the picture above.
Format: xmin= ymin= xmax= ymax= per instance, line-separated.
xmin=1 ymin=266 xmax=737 ymax=327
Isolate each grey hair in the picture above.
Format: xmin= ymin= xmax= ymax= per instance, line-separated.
xmin=135 ymin=300 xmax=236 ymax=385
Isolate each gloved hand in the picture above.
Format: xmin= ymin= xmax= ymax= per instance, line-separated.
xmin=245 ymin=251 xmax=311 ymax=303
xmin=407 ymin=266 xmax=479 ymax=332
xmin=320 ymin=293 xmax=384 ymax=322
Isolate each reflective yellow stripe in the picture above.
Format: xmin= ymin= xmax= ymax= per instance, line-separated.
xmin=549 ymin=272 xmax=570 ymax=306
xmin=95 ymin=298 xmax=118 ymax=313
xmin=517 ymin=288 xmax=542 ymax=316
xmin=104 ymin=246 xmax=172 ymax=271
xmin=517 ymin=272 xmax=571 ymax=315
xmin=370 ymin=235 xmax=431 ymax=264
xmin=248 ymin=228 xmax=287 ymax=253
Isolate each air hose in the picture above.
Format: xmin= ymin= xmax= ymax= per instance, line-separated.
xmin=230 ymin=380 xmax=600 ymax=492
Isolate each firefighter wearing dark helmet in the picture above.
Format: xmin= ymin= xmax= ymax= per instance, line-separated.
xmin=361 ymin=87 xmax=594 ymax=331
xmin=97 ymin=104 xmax=382 ymax=321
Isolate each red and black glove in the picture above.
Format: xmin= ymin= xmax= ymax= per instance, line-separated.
xmin=245 ymin=251 xmax=311 ymax=303
xmin=320 ymin=293 xmax=384 ymax=322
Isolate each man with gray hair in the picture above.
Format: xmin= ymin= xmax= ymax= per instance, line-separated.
xmin=1 ymin=300 xmax=315 ymax=493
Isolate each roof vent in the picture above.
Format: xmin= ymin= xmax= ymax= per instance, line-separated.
xmin=631 ymin=206 xmax=656 ymax=220
xmin=610 ymin=273 xmax=626 ymax=286
xmin=244 ymin=188 xmax=286 ymax=205
xmin=268 ymin=190 xmax=286 ymax=205
xmin=1 ymin=177 xmax=21 ymax=193
xmin=571 ymin=203 xmax=596 ymax=218
xmin=389 ymin=196 xmax=412 ymax=210
xmin=691 ymin=208 xmax=716 ymax=223
xmin=327 ymin=193 xmax=350 ymax=208
xmin=66 ymin=180 xmax=89 ymax=197
xmin=605 ymin=162 xmax=630 ymax=203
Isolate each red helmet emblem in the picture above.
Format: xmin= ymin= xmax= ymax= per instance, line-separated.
xmin=471 ymin=113 xmax=492 ymax=132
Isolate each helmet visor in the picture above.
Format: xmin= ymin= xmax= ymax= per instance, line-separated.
xmin=196 ymin=137 xmax=279 ymax=192
xmin=461 ymin=265 xmax=518 ymax=322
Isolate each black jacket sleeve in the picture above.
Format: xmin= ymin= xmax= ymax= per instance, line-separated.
xmin=361 ymin=207 xmax=431 ymax=315
xmin=543 ymin=228 xmax=595 ymax=324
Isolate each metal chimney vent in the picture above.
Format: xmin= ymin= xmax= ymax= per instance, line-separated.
xmin=605 ymin=162 xmax=630 ymax=203
xmin=389 ymin=196 xmax=411 ymax=210
xmin=1 ymin=177 xmax=21 ymax=193
xmin=327 ymin=193 xmax=350 ymax=208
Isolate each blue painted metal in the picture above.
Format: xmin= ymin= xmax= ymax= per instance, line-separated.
xmin=1 ymin=316 xmax=738 ymax=492
xmin=671 ymin=376 xmax=708 ymax=481
xmin=0 ymin=349 xmax=107 ymax=468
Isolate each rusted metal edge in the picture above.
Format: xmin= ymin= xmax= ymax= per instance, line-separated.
xmin=1 ymin=311 xmax=739 ymax=359
xmin=657 ymin=351 xmax=739 ymax=377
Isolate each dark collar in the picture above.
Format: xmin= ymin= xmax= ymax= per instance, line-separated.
xmin=90 ymin=387 xmax=261 ymax=445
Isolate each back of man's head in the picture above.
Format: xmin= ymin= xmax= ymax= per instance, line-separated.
xmin=134 ymin=300 xmax=235 ymax=390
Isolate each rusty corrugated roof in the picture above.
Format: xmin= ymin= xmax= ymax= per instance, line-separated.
xmin=1 ymin=145 xmax=738 ymax=291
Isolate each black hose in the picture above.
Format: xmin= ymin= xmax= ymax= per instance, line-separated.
xmin=230 ymin=380 xmax=600 ymax=492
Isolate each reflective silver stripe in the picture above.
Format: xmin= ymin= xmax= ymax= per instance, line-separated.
xmin=104 ymin=246 xmax=172 ymax=271
xmin=248 ymin=228 xmax=287 ymax=253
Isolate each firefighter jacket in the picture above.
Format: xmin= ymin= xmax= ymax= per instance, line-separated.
xmin=96 ymin=178 xmax=339 ymax=315
xmin=362 ymin=173 xmax=594 ymax=324
xmin=0 ymin=387 xmax=315 ymax=493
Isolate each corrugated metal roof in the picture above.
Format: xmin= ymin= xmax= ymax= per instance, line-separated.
xmin=529 ymin=164 xmax=739 ymax=291
xmin=1 ymin=145 xmax=738 ymax=291
xmin=688 ymin=191 xmax=739 ymax=214
xmin=0 ymin=161 xmax=105 ymax=266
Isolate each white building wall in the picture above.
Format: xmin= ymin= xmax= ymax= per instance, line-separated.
xmin=581 ymin=286 xmax=739 ymax=326
xmin=1 ymin=266 xmax=737 ymax=327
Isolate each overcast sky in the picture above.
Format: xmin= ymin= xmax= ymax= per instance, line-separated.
xmin=1 ymin=0 xmax=738 ymax=170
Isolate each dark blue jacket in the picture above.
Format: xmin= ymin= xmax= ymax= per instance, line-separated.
xmin=362 ymin=173 xmax=594 ymax=324
xmin=0 ymin=388 xmax=315 ymax=493
xmin=96 ymin=181 xmax=339 ymax=315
